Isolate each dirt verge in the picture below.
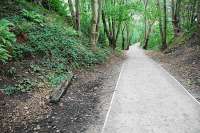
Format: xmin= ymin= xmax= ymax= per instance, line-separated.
xmin=0 ymin=55 xmax=124 ymax=133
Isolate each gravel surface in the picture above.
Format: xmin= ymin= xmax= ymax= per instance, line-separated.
xmin=146 ymin=42 xmax=200 ymax=101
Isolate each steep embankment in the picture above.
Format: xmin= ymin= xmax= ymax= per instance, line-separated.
xmin=0 ymin=1 xmax=124 ymax=132
xmin=0 ymin=0 xmax=111 ymax=94
xmin=147 ymin=32 xmax=200 ymax=101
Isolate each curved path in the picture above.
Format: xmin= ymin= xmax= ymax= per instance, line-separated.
xmin=101 ymin=45 xmax=200 ymax=133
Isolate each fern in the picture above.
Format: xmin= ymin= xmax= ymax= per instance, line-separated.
xmin=22 ymin=9 xmax=44 ymax=24
xmin=0 ymin=19 xmax=16 ymax=62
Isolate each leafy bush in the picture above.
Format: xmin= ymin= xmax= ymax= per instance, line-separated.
xmin=16 ymin=78 xmax=35 ymax=92
xmin=81 ymin=11 xmax=91 ymax=37
xmin=1 ymin=85 xmax=17 ymax=95
xmin=22 ymin=9 xmax=44 ymax=24
xmin=47 ymin=72 xmax=69 ymax=87
xmin=0 ymin=19 xmax=16 ymax=62
xmin=1 ymin=78 xmax=35 ymax=95
xmin=0 ymin=48 xmax=11 ymax=62
xmin=20 ymin=24 xmax=109 ymax=67
xmin=48 ymin=0 xmax=69 ymax=16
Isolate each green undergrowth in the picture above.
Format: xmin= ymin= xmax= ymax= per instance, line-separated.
xmin=167 ymin=26 xmax=198 ymax=49
xmin=168 ymin=33 xmax=188 ymax=48
xmin=0 ymin=0 xmax=113 ymax=95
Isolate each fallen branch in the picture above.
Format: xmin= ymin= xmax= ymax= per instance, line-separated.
xmin=49 ymin=74 xmax=73 ymax=103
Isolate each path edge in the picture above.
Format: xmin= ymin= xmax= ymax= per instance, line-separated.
xmin=148 ymin=55 xmax=200 ymax=105
xmin=100 ymin=62 xmax=125 ymax=133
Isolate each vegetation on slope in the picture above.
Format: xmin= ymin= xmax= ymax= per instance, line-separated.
xmin=0 ymin=0 xmax=199 ymax=96
xmin=0 ymin=0 xmax=111 ymax=95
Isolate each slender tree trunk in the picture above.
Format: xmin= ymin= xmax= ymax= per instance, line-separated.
xmin=95 ymin=0 xmax=102 ymax=44
xmin=102 ymin=10 xmax=119 ymax=50
xmin=190 ymin=0 xmax=197 ymax=26
xmin=198 ymin=1 xmax=200 ymax=27
xmin=68 ymin=0 xmax=80 ymax=31
xmin=143 ymin=0 xmax=148 ymax=48
xmin=156 ymin=0 xmax=164 ymax=41
xmin=162 ymin=0 xmax=167 ymax=50
xmin=171 ymin=0 xmax=181 ymax=37
xmin=143 ymin=22 xmax=154 ymax=50
xmin=125 ymin=23 xmax=130 ymax=50
xmin=75 ymin=0 xmax=80 ymax=31
xmin=90 ymin=0 xmax=99 ymax=50
xmin=68 ymin=0 xmax=76 ymax=29
xmin=156 ymin=0 xmax=167 ymax=51
xmin=122 ymin=26 xmax=125 ymax=50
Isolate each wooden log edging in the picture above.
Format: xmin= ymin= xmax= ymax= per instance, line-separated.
xmin=49 ymin=74 xmax=73 ymax=103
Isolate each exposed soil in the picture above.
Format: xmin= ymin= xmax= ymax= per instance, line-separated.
xmin=0 ymin=55 xmax=124 ymax=133
xmin=146 ymin=33 xmax=200 ymax=101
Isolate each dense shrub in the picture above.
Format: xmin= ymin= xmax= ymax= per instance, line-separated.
xmin=0 ymin=0 xmax=111 ymax=95
xmin=48 ymin=0 xmax=69 ymax=16
xmin=25 ymin=24 xmax=109 ymax=67
xmin=0 ymin=19 xmax=16 ymax=62
xmin=22 ymin=9 xmax=44 ymax=24
xmin=8 ymin=13 xmax=110 ymax=67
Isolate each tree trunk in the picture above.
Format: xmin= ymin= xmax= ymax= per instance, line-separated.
xmin=171 ymin=0 xmax=181 ymax=37
xmin=198 ymin=1 xmax=200 ymax=27
xmin=122 ymin=26 xmax=125 ymax=50
xmin=156 ymin=0 xmax=167 ymax=51
xmin=143 ymin=0 xmax=148 ymax=48
xmin=190 ymin=0 xmax=197 ymax=26
xmin=95 ymin=0 xmax=102 ymax=44
xmin=143 ymin=22 xmax=153 ymax=50
xmin=125 ymin=23 xmax=130 ymax=50
xmin=75 ymin=0 xmax=80 ymax=31
xmin=102 ymin=10 xmax=118 ymax=50
xmin=162 ymin=0 xmax=167 ymax=51
xmin=68 ymin=0 xmax=80 ymax=31
xmin=90 ymin=0 xmax=99 ymax=50
xmin=68 ymin=0 xmax=76 ymax=28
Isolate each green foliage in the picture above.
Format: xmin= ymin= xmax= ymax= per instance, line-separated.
xmin=0 ymin=0 xmax=116 ymax=96
xmin=1 ymin=78 xmax=35 ymax=95
xmin=6 ymin=67 xmax=17 ymax=77
xmin=22 ymin=9 xmax=44 ymax=24
xmin=47 ymin=72 xmax=69 ymax=87
xmin=20 ymin=23 xmax=110 ymax=67
xmin=148 ymin=25 xmax=162 ymax=50
xmin=16 ymin=78 xmax=35 ymax=92
xmin=80 ymin=11 xmax=91 ymax=37
xmin=30 ymin=64 xmax=41 ymax=73
xmin=1 ymin=85 xmax=17 ymax=95
xmin=104 ymin=1 xmax=138 ymax=23
xmin=0 ymin=48 xmax=11 ymax=62
xmin=48 ymin=0 xmax=69 ymax=16
xmin=0 ymin=19 xmax=16 ymax=62
xmin=115 ymin=47 xmax=124 ymax=56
